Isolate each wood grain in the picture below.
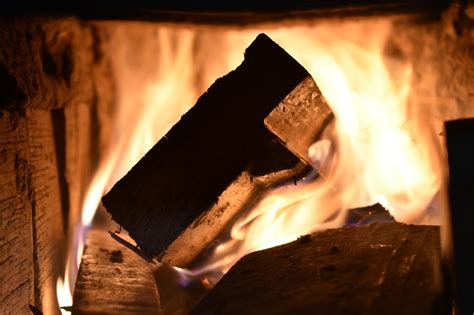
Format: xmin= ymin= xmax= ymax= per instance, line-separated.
xmin=265 ymin=75 xmax=333 ymax=165
xmin=445 ymin=118 xmax=474 ymax=315
xmin=192 ymin=222 xmax=444 ymax=315
xmin=72 ymin=229 xmax=162 ymax=315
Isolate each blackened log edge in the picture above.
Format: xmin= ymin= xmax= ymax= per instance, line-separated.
xmin=192 ymin=222 xmax=443 ymax=315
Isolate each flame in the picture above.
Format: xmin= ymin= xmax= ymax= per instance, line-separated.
xmin=186 ymin=20 xmax=444 ymax=283
xmin=57 ymin=19 xmax=446 ymax=311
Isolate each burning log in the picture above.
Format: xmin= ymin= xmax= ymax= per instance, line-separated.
xmin=192 ymin=222 xmax=443 ymax=315
xmin=444 ymin=118 xmax=474 ymax=315
xmin=72 ymin=230 xmax=162 ymax=314
xmin=159 ymin=161 xmax=311 ymax=267
xmin=102 ymin=33 xmax=332 ymax=265
xmin=0 ymin=17 xmax=114 ymax=313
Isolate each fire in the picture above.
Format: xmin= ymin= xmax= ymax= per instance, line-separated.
xmin=187 ymin=20 xmax=444 ymax=282
xmin=57 ymin=18 xmax=445 ymax=311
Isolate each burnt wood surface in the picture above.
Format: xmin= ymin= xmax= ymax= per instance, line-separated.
xmin=265 ymin=75 xmax=333 ymax=165
xmin=445 ymin=118 xmax=474 ymax=315
xmin=1 ymin=1 xmax=450 ymax=24
xmin=192 ymin=222 xmax=444 ymax=315
xmin=72 ymin=230 xmax=162 ymax=314
xmin=102 ymin=33 xmax=310 ymax=260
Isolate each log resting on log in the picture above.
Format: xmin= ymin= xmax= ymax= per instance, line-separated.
xmin=444 ymin=118 xmax=474 ymax=315
xmin=192 ymin=222 xmax=444 ymax=315
xmin=72 ymin=230 xmax=162 ymax=315
xmin=102 ymin=33 xmax=331 ymax=264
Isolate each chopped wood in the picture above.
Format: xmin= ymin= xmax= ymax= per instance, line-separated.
xmin=0 ymin=110 xmax=34 ymax=313
xmin=346 ymin=203 xmax=395 ymax=225
xmin=264 ymin=75 xmax=333 ymax=165
xmin=192 ymin=222 xmax=444 ymax=315
xmin=0 ymin=17 xmax=115 ymax=313
xmin=72 ymin=230 xmax=162 ymax=315
xmin=102 ymin=33 xmax=321 ymax=261
xmin=444 ymin=118 xmax=474 ymax=315
xmin=2 ymin=1 xmax=450 ymax=25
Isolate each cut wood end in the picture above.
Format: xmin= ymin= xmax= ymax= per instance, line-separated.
xmin=192 ymin=222 xmax=444 ymax=315
xmin=264 ymin=75 xmax=334 ymax=166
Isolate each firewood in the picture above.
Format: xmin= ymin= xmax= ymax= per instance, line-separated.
xmin=159 ymin=160 xmax=310 ymax=267
xmin=0 ymin=17 xmax=114 ymax=313
xmin=192 ymin=222 xmax=444 ymax=315
xmin=444 ymin=118 xmax=474 ymax=315
xmin=2 ymin=1 xmax=450 ymax=24
xmin=72 ymin=230 xmax=162 ymax=315
xmin=102 ymin=33 xmax=330 ymax=263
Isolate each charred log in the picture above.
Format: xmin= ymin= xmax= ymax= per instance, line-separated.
xmin=444 ymin=118 xmax=474 ymax=315
xmin=192 ymin=222 xmax=444 ymax=315
xmin=102 ymin=33 xmax=331 ymax=263
xmin=1 ymin=1 xmax=450 ymax=24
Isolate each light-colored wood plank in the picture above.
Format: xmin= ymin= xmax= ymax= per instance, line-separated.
xmin=73 ymin=230 xmax=162 ymax=315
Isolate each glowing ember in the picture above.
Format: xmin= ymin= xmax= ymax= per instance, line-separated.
xmin=57 ymin=18 xmax=445 ymax=310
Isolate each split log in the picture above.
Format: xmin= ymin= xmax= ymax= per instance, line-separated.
xmin=0 ymin=17 xmax=114 ymax=314
xmin=102 ymin=33 xmax=330 ymax=263
xmin=192 ymin=222 xmax=444 ymax=315
xmin=444 ymin=118 xmax=474 ymax=315
xmin=72 ymin=230 xmax=162 ymax=315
